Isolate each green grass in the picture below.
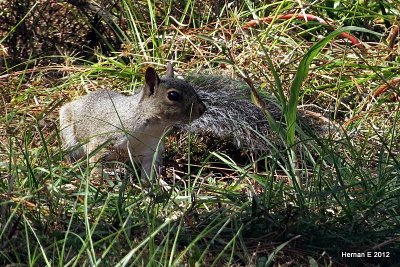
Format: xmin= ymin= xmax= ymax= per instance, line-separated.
xmin=1 ymin=0 xmax=400 ymax=266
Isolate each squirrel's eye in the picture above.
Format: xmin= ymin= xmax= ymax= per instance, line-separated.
xmin=167 ymin=91 xmax=181 ymax=101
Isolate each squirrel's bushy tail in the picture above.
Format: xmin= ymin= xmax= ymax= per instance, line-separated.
xmin=179 ymin=75 xmax=283 ymax=151
xmin=178 ymin=74 xmax=337 ymax=152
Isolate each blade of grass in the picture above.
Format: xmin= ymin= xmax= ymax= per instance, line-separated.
xmin=115 ymin=217 xmax=172 ymax=267
xmin=286 ymin=26 xmax=381 ymax=146
xmin=23 ymin=212 xmax=52 ymax=267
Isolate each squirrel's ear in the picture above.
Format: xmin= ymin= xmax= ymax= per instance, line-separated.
xmin=144 ymin=67 xmax=160 ymax=96
xmin=166 ymin=63 xmax=174 ymax=78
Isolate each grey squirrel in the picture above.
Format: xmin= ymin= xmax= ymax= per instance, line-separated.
xmin=59 ymin=65 xmax=206 ymax=179
xmin=60 ymin=64 xmax=334 ymax=179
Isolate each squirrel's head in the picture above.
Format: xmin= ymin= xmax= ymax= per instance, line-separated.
xmin=139 ymin=66 xmax=206 ymax=124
